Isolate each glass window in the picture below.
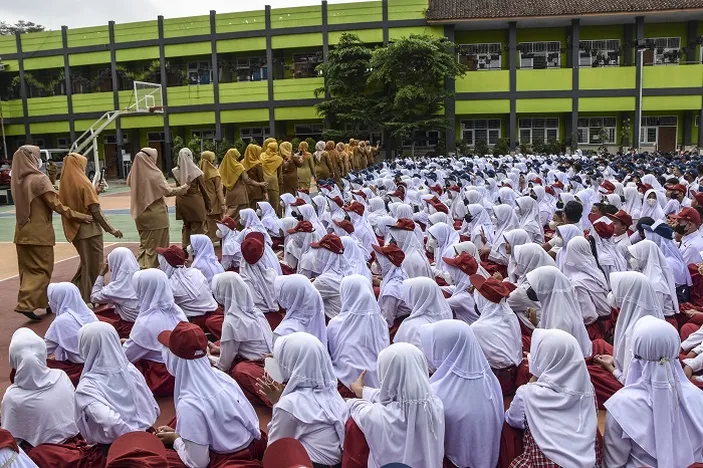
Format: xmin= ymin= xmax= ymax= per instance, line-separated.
xmin=461 ymin=120 xmax=501 ymax=146
xmin=578 ymin=117 xmax=617 ymax=145
xmin=518 ymin=118 xmax=559 ymax=144
xmin=647 ymin=37 xmax=681 ymax=65
xmin=518 ymin=41 xmax=561 ymax=69
xmin=240 ymin=127 xmax=270 ymax=144
xmin=578 ymin=39 xmax=620 ymax=67
xmin=458 ymin=43 xmax=502 ymax=70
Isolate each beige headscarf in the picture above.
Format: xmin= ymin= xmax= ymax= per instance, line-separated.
xmin=172 ymin=148 xmax=203 ymax=186
xmin=198 ymin=151 xmax=220 ymax=182
xmin=58 ymin=153 xmax=100 ymax=242
xmin=11 ymin=145 xmax=56 ymax=229
xmin=126 ymin=148 xmax=172 ymax=219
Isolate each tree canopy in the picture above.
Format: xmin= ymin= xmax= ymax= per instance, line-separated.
xmin=0 ymin=21 xmax=47 ymax=36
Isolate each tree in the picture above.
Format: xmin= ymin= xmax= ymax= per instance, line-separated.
xmin=315 ymin=33 xmax=383 ymax=141
xmin=0 ymin=21 xmax=46 ymax=36
xmin=370 ymin=34 xmax=466 ymax=156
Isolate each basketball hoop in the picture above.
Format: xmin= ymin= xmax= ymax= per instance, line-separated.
xmin=133 ymin=81 xmax=164 ymax=113
xmin=148 ymin=105 xmax=165 ymax=114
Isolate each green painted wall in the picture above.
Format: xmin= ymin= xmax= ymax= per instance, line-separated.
xmin=643 ymin=65 xmax=703 ymax=88
xmin=116 ymin=46 xmax=160 ymax=62
xmin=579 ymin=97 xmax=635 ymax=112
xmin=271 ymin=33 xmax=323 ymax=49
xmin=456 ymin=99 xmax=510 ymax=114
xmin=517 ymin=98 xmax=571 ymax=113
xmin=72 ymin=92 xmax=115 ymax=114
xmin=580 ymin=67 xmax=634 ymax=90
xmin=220 ymin=81 xmax=268 ymax=103
xmin=517 ymin=69 xmax=571 ymax=91
xmin=388 ymin=0 xmax=427 ymax=21
xmin=69 ymin=51 xmax=111 ymax=67
xmin=23 ymin=55 xmax=63 ymax=70
xmin=121 ymin=115 xmax=165 ymax=129
xmin=163 ymin=15 xmax=210 ymax=39
xmin=328 ymin=2 xmax=383 ymax=25
xmin=328 ymin=29 xmax=384 ymax=45
xmin=164 ymin=42 xmax=210 ymax=58
xmin=273 ymin=77 xmax=323 ymax=101
xmin=168 ymin=85 xmax=215 ymax=106
xmin=275 ymin=106 xmax=319 ymax=120
xmin=271 ymin=6 xmax=322 ymax=29
xmin=26 ymin=96 xmax=68 ymax=116
xmin=221 ymin=109 xmax=269 ymax=123
xmin=456 ymin=71 xmax=509 ymax=93
xmin=67 ymin=26 xmax=110 ymax=48
xmin=644 ymin=95 xmax=702 ymax=111
xmin=30 ymin=121 xmax=70 ymax=134
xmin=114 ymin=20 xmax=159 ymax=43
xmin=170 ymin=111 xmax=216 ymax=126
xmin=389 ymin=26 xmax=443 ymax=41
xmin=215 ymin=11 xmax=266 ymax=34
xmin=580 ymin=25 xmax=625 ymax=41
xmin=21 ymin=30 xmax=62 ymax=53
xmin=0 ymin=36 xmax=17 ymax=55
xmin=217 ymin=37 xmax=267 ymax=54
xmin=5 ymin=124 xmax=24 ymax=136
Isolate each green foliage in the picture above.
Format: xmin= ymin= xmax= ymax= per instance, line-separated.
xmin=315 ymin=33 xmax=382 ymax=141
xmin=370 ymin=34 xmax=466 ymax=143
xmin=305 ymin=137 xmax=317 ymax=150
xmin=493 ymin=137 xmax=510 ymax=156
xmin=456 ymin=139 xmax=471 ymax=156
xmin=172 ymin=136 xmax=185 ymax=157
xmin=217 ymin=138 xmax=233 ymax=162
xmin=234 ymin=138 xmax=247 ymax=156
xmin=0 ymin=20 xmax=46 ymax=35
xmin=519 ymin=142 xmax=531 ymax=155
xmin=291 ymin=138 xmax=301 ymax=151
xmin=473 ymin=140 xmax=490 ymax=157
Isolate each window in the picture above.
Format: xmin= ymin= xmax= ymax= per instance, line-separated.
xmin=518 ymin=42 xmax=561 ymax=69
xmin=235 ymin=57 xmax=268 ymax=82
xmin=647 ymin=37 xmax=681 ymax=65
xmin=240 ymin=127 xmax=270 ymax=145
xmin=518 ymin=118 xmax=559 ymax=144
xmin=461 ymin=119 xmax=501 ymax=145
xmin=147 ymin=133 xmax=164 ymax=142
xmin=56 ymin=137 xmax=71 ymax=149
xmin=458 ymin=43 xmax=502 ymax=70
xmin=578 ymin=40 xmax=620 ymax=67
xmin=294 ymin=124 xmax=323 ymax=140
xmin=577 ymin=117 xmax=617 ymax=145
xmin=187 ymin=61 xmax=213 ymax=85
xmin=190 ymin=129 xmax=216 ymax=151
xmin=640 ymin=116 xmax=678 ymax=144
xmin=291 ymin=53 xmax=322 ymax=78
xmin=104 ymin=134 xmax=130 ymax=144
xmin=411 ymin=130 xmax=440 ymax=147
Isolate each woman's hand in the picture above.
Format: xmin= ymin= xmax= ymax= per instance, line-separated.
xmin=256 ymin=373 xmax=285 ymax=405
xmin=594 ymin=354 xmax=616 ymax=374
xmin=350 ymin=370 xmax=367 ymax=398
xmin=527 ymin=308 xmax=539 ymax=327
xmin=207 ymin=342 xmax=221 ymax=356
xmin=156 ymin=428 xmax=179 ymax=447
xmin=111 ymin=229 xmax=123 ymax=239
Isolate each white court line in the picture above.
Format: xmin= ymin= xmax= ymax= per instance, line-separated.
xmin=0 ymin=242 xmax=139 ymax=282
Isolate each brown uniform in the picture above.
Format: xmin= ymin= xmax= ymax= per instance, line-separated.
xmin=297 ymin=153 xmax=315 ymax=190
xmin=225 ymin=171 xmax=259 ymax=224
xmin=14 ymin=193 xmax=85 ymax=313
xmin=175 ymin=176 xmax=211 ymax=248
xmin=71 ymin=205 xmax=116 ymax=302
xmin=202 ymin=176 xmax=225 ymax=243
xmin=314 ymin=153 xmax=333 ymax=180
xmin=136 ymin=197 xmax=171 ymax=269
xmin=281 ymin=158 xmax=299 ymax=195
xmin=246 ymin=165 xmax=266 ymax=210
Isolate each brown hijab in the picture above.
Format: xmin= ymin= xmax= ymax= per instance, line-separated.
xmin=126 ymin=148 xmax=171 ymax=219
xmin=11 ymin=145 xmax=56 ymax=229
xmin=199 ymin=151 xmax=220 ymax=182
xmin=58 ymin=153 xmax=100 ymax=242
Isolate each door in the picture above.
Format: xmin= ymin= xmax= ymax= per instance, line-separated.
xmin=658 ymin=126 xmax=677 ymax=153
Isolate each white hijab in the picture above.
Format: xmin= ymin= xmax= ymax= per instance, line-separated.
xmin=257 ymin=201 xmax=281 ymax=237
xmin=273 ymin=332 xmax=348 ymax=444
xmin=554 ymin=223 xmax=584 ymax=269
xmin=628 ymin=240 xmax=679 ymax=314
xmin=299 ymin=204 xmax=327 ymax=237
xmin=640 ymin=189 xmax=666 ymax=220
xmin=158 ymin=255 xmax=210 ymax=303
xmin=428 ymin=222 xmax=459 ymax=273
xmin=2 ymin=328 xmax=78 ymax=447
xmin=465 ymin=204 xmax=495 ymax=247
xmin=513 ymin=243 xmax=556 ymax=286
xmin=420 ymin=320 xmax=502 ymax=468
xmin=238 ymin=208 xmax=273 ymax=245
xmin=172 ymin=148 xmax=203 ymax=185
xmin=503 ymin=229 xmax=532 ymax=282
xmin=472 ymin=289 xmax=523 ymax=369
xmin=606 ymin=316 xmax=703 ymax=468
xmin=645 ymin=224 xmax=692 ymax=286
xmin=376 ymin=250 xmax=409 ymax=320
xmin=163 ymin=349 xmax=261 ymax=452
xmin=561 ymin=236 xmax=609 ymax=323
xmin=523 ymin=329 xmax=597 ymax=468
xmin=212 ymin=272 xmax=273 ymax=351
xmin=489 ymin=204 xmax=519 ymax=265
xmin=75 ymin=322 xmax=159 ymax=444
xmin=129 ymin=269 xmax=187 ymax=355
xmin=341 ymin=236 xmax=372 ymax=282
xmin=526 ymin=266 xmax=592 ymax=357
xmin=516 ymin=196 xmax=544 ymax=243
xmin=240 ymin=250 xmax=279 ymax=314
xmin=45 ymin=282 xmax=99 ymax=361
xmin=97 ymin=247 xmax=140 ymax=321
xmin=216 ymin=220 xmax=241 ymax=257
xmin=610 ymin=271 xmax=665 ymax=381
xmin=190 ymin=234 xmax=225 ymax=283
xmin=389 ymin=226 xmax=432 ymax=279
xmin=327 ymin=275 xmax=390 ymax=387
xmin=280 ymin=193 xmax=296 ymax=218
xmin=394 ymin=277 xmax=453 ymax=348
xmin=348 ymin=343 xmax=445 ymax=468
xmin=273 ymin=274 xmax=328 ymax=347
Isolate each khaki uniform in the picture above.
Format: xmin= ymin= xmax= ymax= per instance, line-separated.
xmin=136 ymin=198 xmax=170 ymax=269
xmin=314 ymin=154 xmax=333 ymax=180
xmin=297 ymin=153 xmax=315 ymax=190
xmin=281 ymin=158 xmax=299 ymax=195
xmin=14 ymin=192 xmax=83 ymax=313
xmin=71 ymin=204 xmax=116 ymax=302
xmin=225 ymin=171 xmax=256 ymax=224
xmin=202 ymin=176 xmax=225 ymax=243
xmin=175 ymin=176 xmax=210 ymax=247
xmin=246 ymin=165 xmax=266 ymax=210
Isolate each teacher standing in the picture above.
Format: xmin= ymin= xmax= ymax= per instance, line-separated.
xmin=126 ymin=148 xmax=189 ymax=269
xmin=172 ymin=148 xmax=211 ymax=248
xmin=12 ymin=145 xmax=93 ymax=321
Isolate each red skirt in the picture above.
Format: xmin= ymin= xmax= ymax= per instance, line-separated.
xmin=338 ymin=381 xmax=356 ymax=399
xmin=46 ymin=359 xmax=84 ymax=387
xmin=165 ymin=437 xmax=267 ymax=468
xmin=519 ymin=321 xmax=533 ymax=352
xmin=586 ymin=339 xmax=623 ymax=409
xmin=134 ymin=360 xmax=175 ymax=398
xmin=341 ymin=418 xmax=370 ymax=468
xmin=280 ymin=262 xmax=296 ymax=275
xmin=230 ymin=360 xmax=271 ymax=407
xmin=25 ymin=435 xmax=106 ymax=468
xmin=498 ymin=422 xmax=524 ymax=468
xmin=493 ymin=366 xmax=518 ymax=397
xmin=93 ymin=304 xmax=134 ymax=339
xmin=482 ymin=260 xmax=508 ymax=280
xmin=265 ymin=311 xmax=285 ymax=331
xmin=389 ymin=315 xmax=409 ymax=343
xmin=191 ymin=307 xmax=224 ymax=336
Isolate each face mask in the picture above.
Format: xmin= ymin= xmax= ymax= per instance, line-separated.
xmin=553 ymin=237 xmax=563 ymax=247
xmin=186 ymin=245 xmax=193 ymax=256
xmin=215 ymin=229 xmax=223 ymax=238
xmin=548 ymin=221 xmax=558 ymax=230
xmin=556 ymin=201 xmax=564 ymax=210
xmin=606 ymin=291 xmax=618 ymax=309
xmin=37 ymin=158 xmax=43 ymax=170
xmin=674 ymin=223 xmax=688 ymax=235
xmin=464 ymin=214 xmax=473 ymax=224
xmin=256 ymin=209 xmax=262 ymax=217
xmin=647 ymin=198 xmax=657 ymax=207
xmin=526 ymin=287 xmax=538 ymax=302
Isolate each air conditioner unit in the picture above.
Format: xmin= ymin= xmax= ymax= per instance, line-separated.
xmin=0 ymin=63 xmax=5 ymax=71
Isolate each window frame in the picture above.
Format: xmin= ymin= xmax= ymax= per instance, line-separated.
xmin=457 ymin=43 xmax=503 ymax=71
xmin=461 ymin=119 xmax=502 ymax=145
xmin=518 ymin=117 xmax=560 ymax=144
xmin=578 ymin=39 xmax=621 ymax=67
xmin=576 ymin=117 xmax=617 ymax=145
xmin=518 ymin=41 xmax=561 ymax=69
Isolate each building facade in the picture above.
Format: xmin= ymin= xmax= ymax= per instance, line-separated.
xmin=1 ymin=0 xmax=703 ymax=174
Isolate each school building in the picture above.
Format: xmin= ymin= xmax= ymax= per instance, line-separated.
xmin=1 ymin=0 xmax=703 ymax=175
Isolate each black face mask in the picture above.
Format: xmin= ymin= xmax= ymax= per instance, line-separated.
xmin=620 ymin=195 xmax=626 ymax=204
xmin=388 ymin=237 xmax=397 ymax=246
xmin=464 ymin=214 xmax=473 ymax=224
xmin=674 ymin=224 xmax=688 ymax=235
xmin=556 ymin=201 xmax=564 ymax=210
xmin=530 ymin=194 xmax=538 ymax=200
xmin=526 ymin=287 xmax=538 ymax=302
xmin=497 ymin=197 xmax=502 ymax=205
xmin=344 ymin=215 xmax=351 ymax=222
xmin=474 ymin=302 xmax=481 ymax=317
xmin=293 ymin=212 xmax=303 ymax=221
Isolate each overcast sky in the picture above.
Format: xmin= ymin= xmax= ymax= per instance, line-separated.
xmin=1 ymin=0 xmax=374 ymax=30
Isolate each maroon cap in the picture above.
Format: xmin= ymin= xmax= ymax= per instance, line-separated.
xmin=310 ymin=233 xmax=345 ymax=254
xmin=263 ymin=438 xmax=313 ymax=468
xmin=638 ymin=182 xmax=653 ymax=194
xmin=333 ymin=219 xmax=355 ymax=234
xmin=427 ymin=197 xmax=449 ymax=214
xmin=442 ymin=252 xmax=478 ymax=276
xmin=553 ymin=180 xmax=564 ymax=189
xmin=218 ymin=216 xmax=237 ymax=231
xmin=242 ymin=232 xmax=266 ymax=265
xmin=588 ymin=214 xmax=615 ymax=239
xmin=430 ymin=184 xmax=443 ymax=196
xmin=372 ymin=243 xmax=405 ymax=267
xmin=545 ymin=186 xmax=555 ymax=196
xmin=694 ymin=192 xmax=703 ymax=206
xmin=328 ymin=196 xmax=344 ymax=207
xmin=532 ymin=177 xmax=543 ymax=185
xmin=469 ymin=275 xmax=513 ymax=303
xmin=606 ymin=210 xmax=633 ymax=228
xmin=352 ymin=189 xmax=367 ymax=200
xmin=389 ymin=187 xmax=406 ymax=200
xmin=343 ymin=201 xmax=365 ymax=217
xmin=291 ymin=198 xmax=307 ymax=207
xmin=287 ymin=220 xmax=314 ymax=234
xmin=671 ymin=206 xmax=702 ymax=225
xmin=666 ymin=183 xmax=687 ymax=193
xmin=390 ymin=218 xmax=416 ymax=231
xmin=599 ymin=180 xmax=616 ymax=194
xmin=107 ymin=432 xmax=167 ymax=468
xmin=158 ymin=322 xmax=208 ymax=360
xmin=156 ymin=245 xmax=186 ymax=267
xmin=448 ymin=185 xmax=460 ymax=193
xmin=298 ymin=187 xmax=310 ymax=194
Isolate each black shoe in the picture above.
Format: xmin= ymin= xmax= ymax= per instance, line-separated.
xmin=19 ymin=312 xmax=43 ymax=321
xmin=46 ymin=306 xmax=53 ymax=315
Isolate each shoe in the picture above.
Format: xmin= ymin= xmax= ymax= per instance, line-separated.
xmin=19 ymin=312 xmax=43 ymax=321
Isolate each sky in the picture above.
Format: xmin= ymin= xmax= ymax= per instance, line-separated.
xmin=1 ymin=0 xmax=374 ymax=30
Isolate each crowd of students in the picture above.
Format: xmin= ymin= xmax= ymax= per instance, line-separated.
xmin=8 ymin=143 xmax=703 ymax=467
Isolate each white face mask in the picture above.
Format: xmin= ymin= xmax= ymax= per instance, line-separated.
xmin=548 ymin=221 xmax=558 ymax=230
xmin=186 ymin=245 xmax=193 ymax=255
xmin=553 ymin=237 xmax=563 ymax=248
xmin=606 ymin=291 xmax=618 ymax=309
xmin=37 ymin=158 xmax=43 ymax=170
xmin=215 ymin=229 xmax=223 ymax=238
xmin=647 ymin=198 xmax=657 ymax=207
xmin=427 ymin=237 xmax=436 ymax=253
xmin=256 ymin=209 xmax=262 ymax=217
